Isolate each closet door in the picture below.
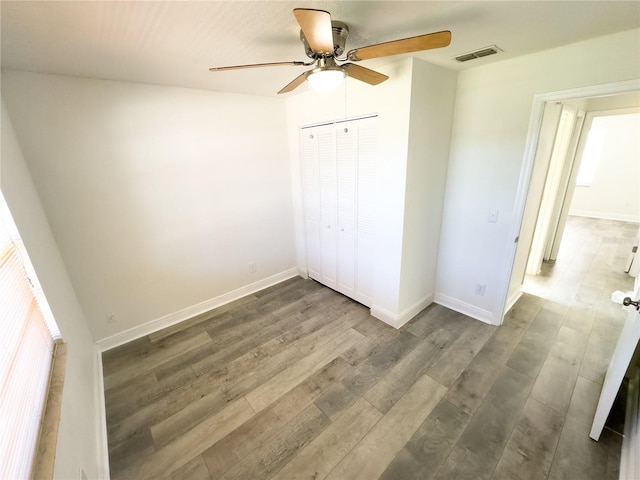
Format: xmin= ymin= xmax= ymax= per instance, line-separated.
xmin=355 ymin=119 xmax=376 ymax=306
xmin=300 ymin=130 xmax=322 ymax=281
xmin=336 ymin=125 xmax=356 ymax=298
xmin=317 ymin=127 xmax=338 ymax=289
xmin=300 ymin=116 xmax=377 ymax=307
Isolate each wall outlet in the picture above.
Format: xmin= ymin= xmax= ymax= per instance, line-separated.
xmin=106 ymin=313 xmax=117 ymax=324
xmin=474 ymin=283 xmax=486 ymax=296
xmin=249 ymin=262 xmax=257 ymax=273
xmin=488 ymin=209 xmax=499 ymax=223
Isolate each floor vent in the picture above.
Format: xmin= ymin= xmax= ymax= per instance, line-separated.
xmin=455 ymin=45 xmax=503 ymax=63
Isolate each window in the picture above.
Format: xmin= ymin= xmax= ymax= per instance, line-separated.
xmin=0 ymin=193 xmax=61 ymax=479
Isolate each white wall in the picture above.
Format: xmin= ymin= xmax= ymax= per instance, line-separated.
xmin=2 ymin=72 xmax=296 ymax=341
xmin=1 ymin=101 xmax=105 ymax=479
xmin=436 ymin=28 xmax=640 ymax=324
xmin=398 ymin=59 xmax=457 ymax=316
xmin=586 ymin=92 xmax=640 ymax=111
xmin=570 ymin=111 xmax=640 ymax=222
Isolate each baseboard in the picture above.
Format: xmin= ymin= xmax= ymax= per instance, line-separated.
xmin=504 ymin=289 xmax=523 ymax=316
xmin=370 ymin=304 xmax=398 ymax=328
xmin=396 ymin=294 xmax=434 ymax=329
xmin=96 ymin=268 xmax=299 ymax=351
xmin=569 ymin=210 xmax=640 ymax=224
xmin=94 ymin=344 xmax=111 ymax=479
xmin=434 ymin=292 xmax=496 ymax=325
xmin=370 ymin=294 xmax=434 ymax=329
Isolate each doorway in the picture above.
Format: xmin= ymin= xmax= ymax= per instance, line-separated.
xmin=500 ymin=80 xmax=640 ymax=320
xmin=525 ymin=103 xmax=583 ymax=277
xmin=523 ymin=107 xmax=640 ymax=304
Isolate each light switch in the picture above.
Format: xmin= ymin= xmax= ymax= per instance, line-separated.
xmin=488 ymin=209 xmax=499 ymax=223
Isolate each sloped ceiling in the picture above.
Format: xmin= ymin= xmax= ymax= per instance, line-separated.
xmin=1 ymin=1 xmax=639 ymax=97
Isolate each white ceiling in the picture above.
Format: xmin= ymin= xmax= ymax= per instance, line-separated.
xmin=2 ymin=1 xmax=639 ymax=97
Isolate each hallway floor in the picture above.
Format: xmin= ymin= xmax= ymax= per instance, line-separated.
xmin=523 ymin=215 xmax=637 ymax=311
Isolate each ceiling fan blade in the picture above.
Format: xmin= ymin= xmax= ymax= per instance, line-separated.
xmin=209 ymin=61 xmax=310 ymax=72
xmin=346 ymin=31 xmax=452 ymax=61
xmin=278 ymin=71 xmax=309 ymax=94
xmin=293 ymin=8 xmax=334 ymax=54
xmin=342 ymin=63 xmax=389 ymax=85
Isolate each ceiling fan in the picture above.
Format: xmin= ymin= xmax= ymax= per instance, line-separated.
xmin=209 ymin=8 xmax=451 ymax=94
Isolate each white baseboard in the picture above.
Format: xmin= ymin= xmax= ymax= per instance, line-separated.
xmin=96 ymin=268 xmax=299 ymax=351
xmin=504 ymin=289 xmax=523 ymax=316
xmin=569 ymin=210 xmax=640 ymax=224
xmin=370 ymin=294 xmax=434 ymax=329
xmin=434 ymin=292 xmax=496 ymax=325
xmin=397 ymin=294 xmax=434 ymax=329
xmin=94 ymin=344 xmax=111 ymax=479
xmin=370 ymin=304 xmax=398 ymax=328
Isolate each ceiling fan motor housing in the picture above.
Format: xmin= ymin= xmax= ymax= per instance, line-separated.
xmin=300 ymin=20 xmax=350 ymax=58
xmin=210 ymin=8 xmax=452 ymax=94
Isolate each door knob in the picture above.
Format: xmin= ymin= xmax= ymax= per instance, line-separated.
xmin=623 ymin=297 xmax=640 ymax=311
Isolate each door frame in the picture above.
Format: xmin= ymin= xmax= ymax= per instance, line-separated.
xmin=526 ymin=104 xmax=580 ymax=276
xmin=496 ymin=79 xmax=640 ymax=323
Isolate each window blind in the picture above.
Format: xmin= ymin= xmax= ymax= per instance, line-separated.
xmin=0 ymin=197 xmax=61 ymax=480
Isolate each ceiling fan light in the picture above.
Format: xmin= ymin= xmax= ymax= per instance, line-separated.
xmin=307 ymin=68 xmax=346 ymax=93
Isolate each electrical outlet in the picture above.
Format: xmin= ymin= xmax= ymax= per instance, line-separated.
xmin=249 ymin=262 xmax=257 ymax=273
xmin=488 ymin=209 xmax=499 ymax=223
xmin=106 ymin=313 xmax=117 ymax=324
xmin=474 ymin=283 xmax=486 ymax=296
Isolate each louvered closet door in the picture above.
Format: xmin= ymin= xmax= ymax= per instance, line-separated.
xmin=355 ymin=118 xmax=376 ymax=306
xmin=317 ymin=127 xmax=338 ymax=289
xmin=300 ymin=116 xmax=376 ymax=307
xmin=300 ymin=130 xmax=322 ymax=281
xmin=336 ymin=125 xmax=356 ymax=298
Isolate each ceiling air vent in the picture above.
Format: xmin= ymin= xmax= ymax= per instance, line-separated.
xmin=454 ymin=45 xmax=503 ymax=63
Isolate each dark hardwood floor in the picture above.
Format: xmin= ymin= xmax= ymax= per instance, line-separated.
xmin=103 ymin=216 xmax=635 ymax=479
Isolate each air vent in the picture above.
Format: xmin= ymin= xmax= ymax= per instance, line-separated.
xmin=454 ymin=45 xmax=503 ymax=63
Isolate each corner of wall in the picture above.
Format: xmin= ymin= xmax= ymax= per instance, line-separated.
xmin=1 ymin=97 xmax=108 ymax=479
xmin=371 ymin=293 xmax=435 ymax=329
xmin=97 ymin=267 xmax=299 ymax=351
xmin=94 ymin=344 xmax=111 ymax=479
xmin=434 ymin=292 xmax=497 ymax=326
xmin=397 ymin=57 xmax=458 ymax=313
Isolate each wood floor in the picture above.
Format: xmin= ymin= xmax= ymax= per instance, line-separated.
xmin=103 ymin=216 xmax=636 ymax=480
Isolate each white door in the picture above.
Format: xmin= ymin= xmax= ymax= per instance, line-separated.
xmin=545 ymin=110 xmax=585 ymax=261
xmin=590 ymin=285 xmax=640 ymax=440
xmin=336 ymin=124 xmax=356 ymax=298
xmin=301 ymin=130 xmax=322 ymax=281
xmin=300 ymin=116 xmax=377 ymax=307
xmin=318 ymin=128 xmax=338 ymax=289
xmin=355 ymin=119 xmax=376 ymax=306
